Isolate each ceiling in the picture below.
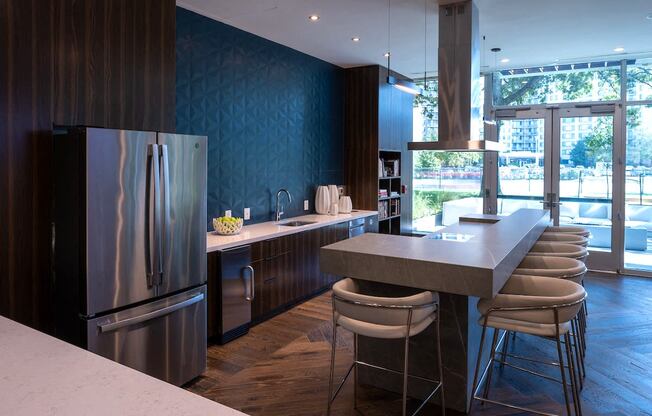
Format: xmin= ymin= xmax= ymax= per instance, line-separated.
xmin=177 ymin=0 xmax=652 ymax=77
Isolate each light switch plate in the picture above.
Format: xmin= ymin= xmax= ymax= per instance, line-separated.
xmin=225 ymin=210 xmax=232 ymax=218
xmin=304 ymin=200 xmax=309 ymax=211
xmin=244 ymin=207 xmax=250 ymax=220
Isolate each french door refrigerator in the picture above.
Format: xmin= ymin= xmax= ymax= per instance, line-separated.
xmin=53 ymin=126 xmax=207 ymax=386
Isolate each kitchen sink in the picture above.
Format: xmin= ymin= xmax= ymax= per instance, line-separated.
xmin=279 ymin=220 xmax=317 ymax=227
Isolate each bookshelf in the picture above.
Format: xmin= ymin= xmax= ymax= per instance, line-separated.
xmin=378 ymin=150 xmax=402 ymax=235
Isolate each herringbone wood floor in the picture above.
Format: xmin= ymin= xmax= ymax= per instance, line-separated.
xmin=186 ymin=273 xmax=652 ymax=415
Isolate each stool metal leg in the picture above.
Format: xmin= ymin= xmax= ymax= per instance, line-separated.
xmin=481 ymin=328 xmax=500 ymax=403
xmin=327 ymin=305 xmax=337 ymax=415
xmin=436 ymin=308 xmax=446 ymax=416
xmin=500 ymin=330 xmax=510 ymax=369
xmin=565 ymin=332 xmax=582 ymax=416
xmin=555 ymin=324 xmax=573 ymax=416
xmin=354 ymin=333 xmax=358 ymax=410
xmin=402 ymin=309 xmax=413 ymax=416
xmin=468 ymin=317 xmax=489 ymax=415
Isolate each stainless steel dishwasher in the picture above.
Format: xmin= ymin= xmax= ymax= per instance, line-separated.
xmin=217 ymin=245 xmax=254 ymax=344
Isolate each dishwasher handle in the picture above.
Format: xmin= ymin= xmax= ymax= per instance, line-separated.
xmin=244 ymin=265 xmax=255 ymax=301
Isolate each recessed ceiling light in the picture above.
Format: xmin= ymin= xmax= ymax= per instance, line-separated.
xmin=500 ymin=58 xmax=510 ymax=63
xmin=351 ymin=37 xmax=360 ymax=42
xmin=384 ymin=52 xmax=390 ymax=58
xmin=308 ymin=15 xmax=320 ymax=21
xmin=614 ymin=47 xmax=625 ymax=52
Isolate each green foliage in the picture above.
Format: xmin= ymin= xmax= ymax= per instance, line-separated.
xmin=415 ymin=151 xmax=483 ymax=169
xmin=413 ymin=78 xmax=438 ymax=121
xmin=413 ymin=190 xmax=478 ymax=219
xmin=569 ymin=139 xmax=595 ymax=167
xmin=584 ymin=119 xmax=613 ymax=163
xmin=495 ymin=69 xmax=620 ymax=106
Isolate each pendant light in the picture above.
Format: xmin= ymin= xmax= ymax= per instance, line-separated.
xmin=386 ymin=0 xmax=422 ymax=95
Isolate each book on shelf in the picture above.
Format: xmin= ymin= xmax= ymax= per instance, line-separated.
xmin=378 ymin=200 xmax=389 ymax=219
xmin=378 ymin=189 xmax=388 ymax=198
xmin=390 ymin=198 xmax=400 ymax=216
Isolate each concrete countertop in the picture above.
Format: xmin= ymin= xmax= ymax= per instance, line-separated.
xmin=207 ymin=210 xmax=377 ymax=252
xmin=320 ymin=209 xmax=550 ymax=298
xmin=0 ymin=316 xmax=245 ymax=416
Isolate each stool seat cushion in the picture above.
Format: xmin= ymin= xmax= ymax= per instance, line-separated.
xmin=529 ymin=242 xmax=588 ymax=261
xmin=478 ymin=316 xmax=572 ymax=337
xmin=477 ymin=275 xmax=586 ymax=326
xmin=332 ymin=278 xmax=438 ymax=327
xmin=546 ymin=225 xmax=590 ymax=238
xmin=516 ymin=255 xmax=587 ymax=283
xmin=337 ymin=313 xmax=436 ymax=339
xmin=539 ymin=232 xmax=589 ymax=247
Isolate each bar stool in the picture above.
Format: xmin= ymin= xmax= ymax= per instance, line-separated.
xmin=539 ymin=232 xmax=589 ymax=248
xmin=327 ymin=278 xmax=445 ymax=416
xmin=513 ymin=256 xmax=588 ymax=384
xmin=546 ymin=225 xmax=590 ymax=238
xmin=470 ymin=275 xmax=586 ymax=416
xmin=529 ymin=242 xmax=589 ymax=263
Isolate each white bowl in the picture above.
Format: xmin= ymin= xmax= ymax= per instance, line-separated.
xmin=213 ymin=217 xmax=243 ymax=235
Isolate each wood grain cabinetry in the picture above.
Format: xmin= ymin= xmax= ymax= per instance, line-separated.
xmin=207 ymin=217 xmax=377 ymax=338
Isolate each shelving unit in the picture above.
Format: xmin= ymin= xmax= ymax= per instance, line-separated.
xmin=378 ymin=150 xmax=402 ymax=235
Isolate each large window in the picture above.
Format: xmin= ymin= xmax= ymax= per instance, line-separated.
xmin=493 ymin=62 xmax=621 ymax=106
xmin=412 ymin=78 xmax=484 ymax=232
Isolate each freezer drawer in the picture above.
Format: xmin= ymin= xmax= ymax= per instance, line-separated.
xmin=86 ymin=286 xmax=207 ymax=386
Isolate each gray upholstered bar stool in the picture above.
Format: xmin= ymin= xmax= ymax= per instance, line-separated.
xmin=546 ymin=225 xmax=590 ymax=238
xmin=513 ymin=256 xmax=588 ymax=383
xmin=470 ymin=275 xmax=586 ymax=416
xmin=539 ymin=232 xmax=589 ymax=248
xmin=529 ymin=242 xmax=589 ymax=264
xmin=327 ymin=278 xmax=445 ymax=416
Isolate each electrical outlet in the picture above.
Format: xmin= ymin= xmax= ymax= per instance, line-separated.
xmin=304 ymin=200 xmax=309 ymax=211
xmin=244 ymin=207 xmax=250 ymax=220
xmin=225 ymin=210 xmax=232 ymax=218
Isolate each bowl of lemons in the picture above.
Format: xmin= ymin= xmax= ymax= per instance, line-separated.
xmin=213 ymin=216 xmax=244 ymax=235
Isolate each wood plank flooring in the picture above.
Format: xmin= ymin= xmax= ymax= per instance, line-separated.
xmin=185 ymin=273 xmax=652 ymax=415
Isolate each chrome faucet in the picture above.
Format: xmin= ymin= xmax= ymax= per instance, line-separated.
xmin=275 ymin=189 xmax=293 ymax=222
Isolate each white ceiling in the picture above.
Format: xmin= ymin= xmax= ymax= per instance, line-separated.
xmin=177 ymin=0 xmax=652 ymax=77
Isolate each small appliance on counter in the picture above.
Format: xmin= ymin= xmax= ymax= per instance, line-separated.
xmin=53 ymin=126 xmax=207 ymax=386
xmin=315 ymin=185 xmax=330 ymax=214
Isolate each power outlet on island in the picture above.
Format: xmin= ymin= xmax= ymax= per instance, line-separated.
xmin=244 ymin=208 xmax=251 ymax=220
xmin=304 ymin=200 xmax=309 ymax=211
xmin=225 ymin=210 xmax=232 ymax=218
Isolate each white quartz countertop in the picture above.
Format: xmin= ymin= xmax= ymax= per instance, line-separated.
xmin=207 ymin=210 xmax=377 ymax=252
xmin=0 ymin=316 xmax=246 ymax=416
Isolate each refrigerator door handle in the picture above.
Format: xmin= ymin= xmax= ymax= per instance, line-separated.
xmin=159 ymin=144 xmax=171 ymax=286
xmin=146 ymin=144 xmax=161 ymax=287
xmin=97 ymin=292 xmax=205 ymax=333
xmin=244 ymin=265 xmax=254 ymax=301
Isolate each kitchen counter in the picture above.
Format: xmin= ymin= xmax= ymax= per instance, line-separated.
xmin=207 ymin=210 xmax=377 ymax=252
xmin=0 ymin=316 xmax=245 ymax=416
xmin=320 ymin=208 xmax=549 ymax=298
xmin=320 ymin=209 xmax=550 ymax=413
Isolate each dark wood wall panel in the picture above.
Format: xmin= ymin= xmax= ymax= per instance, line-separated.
xmin=0 ymin=0 xmax=176 ymax=333
xmin=344 ymin=65 xmax=380 ymax=211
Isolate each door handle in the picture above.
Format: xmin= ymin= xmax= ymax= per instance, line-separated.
xmin=244 ymin=265 xmax=255 ymax=301
xmin=146 ymin=144 xmax=161 ymax=287
xmin=98 ymin=293 xmax=204 ymax=333
xmin=159 ymin=145 xmax=170 ymax=287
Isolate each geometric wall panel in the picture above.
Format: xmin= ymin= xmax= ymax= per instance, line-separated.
xmin=176 ymin=7 xmax=345 ymax=228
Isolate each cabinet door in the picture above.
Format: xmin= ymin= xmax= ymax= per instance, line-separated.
xmin=262 ymin=252 xmax=292 ymax=314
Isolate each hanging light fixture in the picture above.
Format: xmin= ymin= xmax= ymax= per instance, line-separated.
xmin=386 ymin=0 xmax=422 ymax=95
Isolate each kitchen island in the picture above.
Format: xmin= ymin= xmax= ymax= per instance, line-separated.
xmin=320 ymin=208 xmax=550 ymax=413
xmin=0 ymin=316 xmax=245 ymax=416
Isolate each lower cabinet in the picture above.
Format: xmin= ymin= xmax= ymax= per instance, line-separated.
xmin=207 ymin=216 xmax=378 ymax=336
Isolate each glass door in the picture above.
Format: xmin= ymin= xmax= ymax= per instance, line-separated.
xmin=491 ymin=108 xmax=552 ymax=216
xmin=551 ymin=105 xmax=622 ymax=271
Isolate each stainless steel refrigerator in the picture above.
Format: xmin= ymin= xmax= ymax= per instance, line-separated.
xmin=53 ymin=126 xmax=207 ymax=386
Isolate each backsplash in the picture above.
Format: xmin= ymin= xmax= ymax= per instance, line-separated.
xmin=176 ymin=7 xmax=344 ymax=229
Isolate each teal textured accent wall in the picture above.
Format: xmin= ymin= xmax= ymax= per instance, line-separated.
xmin=176 ymin=7 xmax=344 ymax=227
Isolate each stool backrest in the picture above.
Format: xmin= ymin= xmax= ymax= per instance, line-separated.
xmin=332 ymin=278 xmax=437 ymax=327
xmin=539 ymin=232 xmax=589 ymax=247
xmin=516 ymin=255 xmax=587 ymax=283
